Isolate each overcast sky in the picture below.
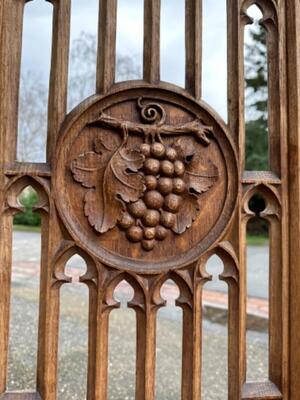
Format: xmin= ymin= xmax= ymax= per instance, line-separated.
xmin=21 ymin=0 xmax=261 ymax=121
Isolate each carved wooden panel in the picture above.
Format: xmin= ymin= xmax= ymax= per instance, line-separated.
xmin=54 ymin=88 xmax=237 ymax=271
xmin=0 ymin=1 xmax=299 ymax=400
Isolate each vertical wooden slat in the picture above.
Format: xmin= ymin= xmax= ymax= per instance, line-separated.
xmin=87 ymin=288 xmax=111 ymax=400
xmin=278 ymin=2 xmax=289 ymax=396
xmin=180 ymin=288 xmax=202 ymax=400
xmin=36 ymin=209 xmax=63 ymax=400
xmin=227 ymin=281 xmax=241 ymax=400
xmin=216 ymin=245 xmax=242 ymax=400
xmin=227 ymin=0 xmax=244 ymax=153
xmin=143 ymin=0 xmax=161 ymax=83
xmin=227 ymin=1 xmax=247 ymax=397
xmin=96 ymin=0 xmax=117 ymax=94
xmin=0 ymin=0 xmax=27 ymax=394
xmin=46 ymin=0 xmax=71 ymax=164
xmin=268 ymin=218 xmax=284 ymax=388
xmin=0 ymin=217 xmax=14 ymax=395
xmin=266 ymin=28 xmax=281 ymax=175
xmin=135 ymin=307 xmax=157 ymax=400
xmin=185 ymin=0 xmax=202 ymax=99
xmin=286 ymin=0 xmax=300 ymax=398
xmin=37 ymin=3 xmax=71 ymax=397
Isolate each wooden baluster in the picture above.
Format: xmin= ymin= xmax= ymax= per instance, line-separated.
xmin=227 ymin=1 xmax=246 ymax=398
xmin=268 ymin=217 xmax=284 ymax=389
xmin=143 ymin=0 xmax=161 ymax=83
xmin=135 ymin=304 xmax=158 ymax=400
xmin=180 ymin=284 xmax=202 ymax=400
xmin=96 ymin=0 xmax=117 ymax=94
xmin=36 ymin=208 xmax=64 ymax=400
xmin=185 ymin=0 xmax=202 ymax=99
xmin=227 ymin=0 xmax=244 ymax=154
xmin=0 ymin=215 xmax=14 ymax=395
xmin=36 ymin=2 xmax=71 ymax=398
xmin=286 ymin=2 xmax=300 ymax=399
xmin=47 ymin=0 xmax=71 ymax=164
xmin=87 ymin=285 xmax=111 ymax=400
xmin=224 ymin=273 xmax=241 ymax=400
xmin=0 ymin=0 xmax=27 ymax=394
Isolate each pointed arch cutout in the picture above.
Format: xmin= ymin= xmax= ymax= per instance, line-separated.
xmin=52 ymin=243 xmax=98 ymax=287
xmin=5 ymin=176 xmax=49 ymax=215
xmin=242 ymin=0 xmax=278 ymax=24
xmin=243 ymin=184 xmax=281 ymax=219
xmin=105 ymin=271 xmax=146 ymax=310
xmin=199 ymin=242 xmax=239 ymax=285
xmin=153 ymin=271 xmax=193 ymax=309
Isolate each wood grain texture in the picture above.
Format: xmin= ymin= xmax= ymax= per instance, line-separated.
xmin=53 ymin=87 xmax=238 ymax=273
xmin=285 ymin=0 xmax=300 ymax=399
xmin=143 ymin=0 xmax=161 ymax=83
xmin=0 ymin=0 xmax=27 ymax=394
xmin=36 ymin=208 xmax=63 ymax=400
xmin=242 ymin=381 xmax=282 ymax=399
xmin=96 ymin=0 xmax=117 ymax=94
xmin=227 ymin=0 xmax=244 ymax=150
xmin=0 ymin=1 xmax=297 ymax=399
xmin=185 ymin=0 xmax=202 ymax=99
xmin=0 ymin=392 xmax=41 ymax=400
xmin=47 ymin=0 xmax=71 ymax=163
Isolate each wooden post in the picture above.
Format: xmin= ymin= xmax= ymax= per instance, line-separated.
xmin=0 ymin=0 xmax=26 ymax=394
xmin=185 ymin=0 xmax=202 ymax=99
xmin=286 ymin=0 xmax=300 ymax=398
xmin=96 ymin=0 xmax=117 ymax=94
xmin=143 ymin=0 xmax=161 ymax=83
xmin=47 ymin=0 xmax=71 ymax=164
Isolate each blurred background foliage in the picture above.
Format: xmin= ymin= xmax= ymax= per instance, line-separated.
xmin=14 ymin=188 xmax=41 ymax=227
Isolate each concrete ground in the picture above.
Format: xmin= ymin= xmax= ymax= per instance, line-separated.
xmin=7 ymin=231 xmax=269 ymax=399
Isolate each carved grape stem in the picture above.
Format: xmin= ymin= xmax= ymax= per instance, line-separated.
xmin=89 ymin=112 xmax=214 ymax=145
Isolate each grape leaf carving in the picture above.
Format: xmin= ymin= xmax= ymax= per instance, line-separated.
xmin=70 ymin=132 xmax=145 ymax=234
xmin=70 ymin=98 xmax=220 ymax=248
xmin=172 ymin=137 xmax=219 ymax=234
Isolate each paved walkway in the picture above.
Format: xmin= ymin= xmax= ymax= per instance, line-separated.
xmin=12 ymin=231 xmax=269 ymax=318
xmin=7 ymin=230 xmax=269 ymax=399
xmin=8 ymin=284 xmax=268 ymax=400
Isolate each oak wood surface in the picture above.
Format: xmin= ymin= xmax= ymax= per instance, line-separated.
xmin=143 ymin=0 xmax=160 ymax=83
xmin=0 ymin=1 xmax=297 ymax=399
xmin=185 ymin=0 xmax=202 ymax=99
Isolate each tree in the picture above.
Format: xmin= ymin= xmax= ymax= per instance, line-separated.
xmin=244 ymin=20 xmax=268 ymax=171
xmin=14 ymin=187 xmax=41 ymax=227
xmin=17 ymin=70 xmax=48 ymax=162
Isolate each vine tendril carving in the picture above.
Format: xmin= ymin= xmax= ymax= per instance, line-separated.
xmin=71 ymin=98 xmax=219 ymax=251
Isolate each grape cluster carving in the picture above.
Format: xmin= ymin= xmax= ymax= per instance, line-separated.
xmin=70 ymin=98 xmax=219 ymax=251
xmin=119 ymin=141 xmax=186 ymax=250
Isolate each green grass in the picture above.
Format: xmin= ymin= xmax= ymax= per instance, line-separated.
xmin=13 ymin=224 xmax=41 ymax=233
xmin=246 ymin=235 xmax=269 ymax=246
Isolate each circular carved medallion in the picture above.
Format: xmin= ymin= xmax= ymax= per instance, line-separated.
xmin=53 ymin=86 xmax=238 ymax=273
